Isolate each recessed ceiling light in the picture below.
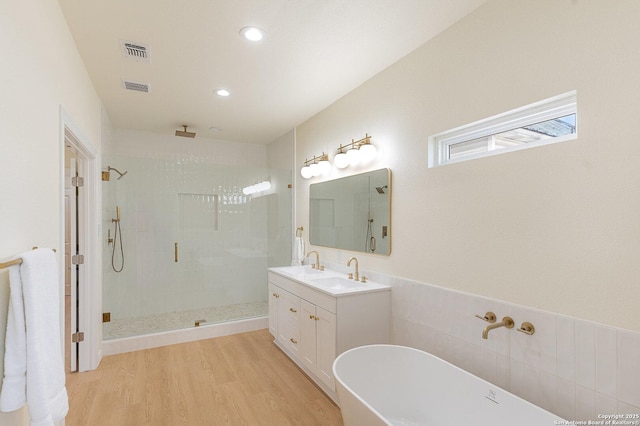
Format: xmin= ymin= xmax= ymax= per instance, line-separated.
xmin=209 ymin=126 xmax=222 ymax=132
xmin=215 ymin=89 xmax=230 ymax=97
xmin=240 ymin=26 xmax=265 ymax=42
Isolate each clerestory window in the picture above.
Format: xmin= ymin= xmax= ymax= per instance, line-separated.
xmin=428 ymin=91 xmax=577 ymax=167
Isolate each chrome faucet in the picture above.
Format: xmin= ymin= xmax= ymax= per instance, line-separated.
xmin=482 ymin=316 xmax=514 ymax=339
xmin=307 ymin=250 xmax=323 ymax=270
xmin=347 ymin=256 xmax=359 ymax=281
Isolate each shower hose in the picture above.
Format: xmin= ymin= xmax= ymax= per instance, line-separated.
xmin=111 ymin=219 xmax=124 ymax=272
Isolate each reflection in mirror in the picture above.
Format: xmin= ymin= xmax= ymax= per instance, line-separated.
xmin=309 ymin=168 xmax=391 ymax=255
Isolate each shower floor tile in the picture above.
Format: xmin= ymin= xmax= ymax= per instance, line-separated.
xmin=103 ymin=300 xmax=268 ymax=340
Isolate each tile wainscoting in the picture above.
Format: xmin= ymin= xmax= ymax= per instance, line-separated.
xmin=321 ymin=261 xmax=640 ymax=422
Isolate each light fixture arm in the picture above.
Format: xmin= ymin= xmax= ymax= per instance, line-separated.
xmin=303 ymin=152 xmax=329 ymax=167
xmin=336 ymin=133 xmax=372 ymax=154
xmin=334 ymin=133 xmax=375 ymax=169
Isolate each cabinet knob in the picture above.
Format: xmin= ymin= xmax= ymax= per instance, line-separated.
xmin=289 ymin=308 xmax=297 ymax=313
xmin=290 ymin=338 xmax=298 ymax=344
xmin=309 ymin=315 xmax=315 ymax=320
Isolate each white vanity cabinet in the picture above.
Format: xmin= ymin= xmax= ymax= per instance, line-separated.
xmin=300 ymin=299 xmax=336 ymax=390
xmin=268 ymin=270 xmax=390 ymax=403
xmin=268 ymin=283 xmax=278 ymax=337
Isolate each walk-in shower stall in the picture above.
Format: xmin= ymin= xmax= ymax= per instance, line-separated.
xmin=102 ymin=154 xmax=291 ymax=339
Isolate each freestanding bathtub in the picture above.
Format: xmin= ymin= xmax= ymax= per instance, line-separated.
xmin=333 ymin=345 xmax=564 ymax=426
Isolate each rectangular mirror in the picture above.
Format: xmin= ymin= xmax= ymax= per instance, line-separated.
xmin=309 ymin=168 xmax=391 ymax=255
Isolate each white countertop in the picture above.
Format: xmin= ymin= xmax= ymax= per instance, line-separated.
xmin=268 ymin=265 xmax=390 ymax=296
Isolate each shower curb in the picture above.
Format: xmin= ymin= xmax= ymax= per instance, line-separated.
xmin=101 ymin=316 xmax=268 ymax=356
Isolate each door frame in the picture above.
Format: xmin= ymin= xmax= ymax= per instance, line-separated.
xmin=64 ymin=156 xmax=78 ymax=372
xmin=60 ymin=107 xmax=102 ymax=372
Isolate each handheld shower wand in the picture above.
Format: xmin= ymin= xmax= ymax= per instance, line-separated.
xmin=111 ymin=205 xmax=124 ymax=272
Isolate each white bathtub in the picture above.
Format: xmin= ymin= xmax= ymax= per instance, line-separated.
xmin=333 ymin=345 xmax=564 ymax=426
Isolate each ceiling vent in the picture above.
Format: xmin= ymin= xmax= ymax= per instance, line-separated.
xmin=122 ymin=80 xmax=150 ymax=93
xmin=120 ymin=40 xmax=151 ymax=63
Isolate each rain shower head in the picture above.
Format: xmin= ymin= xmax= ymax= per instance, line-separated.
xmin=107 ymin=166 xmax=128 ymax=180
xmin=375 ymin=185 xmax=388 ymax=194
xmin=175 ymin=125 xmax=196 ymax=138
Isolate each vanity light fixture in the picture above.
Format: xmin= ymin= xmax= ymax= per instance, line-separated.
xmin=335 ymin=134 xmax=376 ymax=169
xmin=300 ymin=153 xmax=331 ymax=179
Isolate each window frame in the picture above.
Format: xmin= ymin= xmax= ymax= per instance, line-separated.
xmin=428 ymin=91 xmax=577 ymax=167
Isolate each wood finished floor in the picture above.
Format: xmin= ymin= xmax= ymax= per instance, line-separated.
xmin=66 ymin=329 xmax=344 ymax=426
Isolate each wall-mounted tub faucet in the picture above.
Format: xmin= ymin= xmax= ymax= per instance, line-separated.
xmin=482 ymin=316 xmax=514 ymax=339
xmin=347 ymin=256 xmax=359 ymax=281
xmin=307 ymin=250 xmax=323 ymax=270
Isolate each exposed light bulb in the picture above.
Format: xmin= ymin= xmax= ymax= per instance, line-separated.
xmin=359 ymin=143 xmax=377 ymax=163
xmin=334 ymin=152 xmax=349 ymax=169
xmin=346 ymin=147 xmax=361 ymax=166
xmin=300 ymin=165 xmax=312 ymax=179
xmin=309 ymin=162 xmax=321 ymax=177
xmin=318 ymin=159 xmax=332 ymax=176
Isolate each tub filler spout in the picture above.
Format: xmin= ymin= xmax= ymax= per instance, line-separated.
xmin=482 ymin=316 xmax=514 ymax=339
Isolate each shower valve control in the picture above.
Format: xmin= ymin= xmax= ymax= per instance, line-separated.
xmin=475 ymin=311 xmax=496 ymax=323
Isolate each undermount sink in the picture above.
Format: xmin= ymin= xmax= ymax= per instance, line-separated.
xmin=309 ymin=276 xmax=366 ymax=291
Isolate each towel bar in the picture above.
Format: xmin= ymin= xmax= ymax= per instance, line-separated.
xmin=0 ymin=247 xmax=56 ymax=270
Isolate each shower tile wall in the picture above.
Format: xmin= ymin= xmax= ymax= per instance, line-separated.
xmin=322 ymin=261 xmax=640 ymax=422
xmin=103 ymin=129 xmax=291 ymax=333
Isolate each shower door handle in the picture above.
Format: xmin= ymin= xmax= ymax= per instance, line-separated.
xmin=174 ymin=242 xmax=178 ymax=263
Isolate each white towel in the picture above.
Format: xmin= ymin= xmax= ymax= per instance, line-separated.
xmin=291 ymin=236 xmax=305 ymax=266
xmin=0 ymin=249 xmax=69 ymax=425
xmin=0 ymin=259 xmax=27 ymax=411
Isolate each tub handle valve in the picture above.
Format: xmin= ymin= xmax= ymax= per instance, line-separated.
xmin=475 ymin=311 xmax=496 ymax=323
xmin=517 ymin=322 xmax=535 ymax=335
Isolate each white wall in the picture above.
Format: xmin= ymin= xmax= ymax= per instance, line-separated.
xmin=295 ymin=0 xmax=640 ymax=333
xmin=0 ymin=0 xmax=104 ymax=424
xmin=0 ymin=0 xmax=102 ymax=254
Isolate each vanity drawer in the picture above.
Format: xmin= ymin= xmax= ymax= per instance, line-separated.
xmin=280 ymin=289 xmax=301 ymax=324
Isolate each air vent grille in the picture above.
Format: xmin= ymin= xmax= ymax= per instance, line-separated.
xmin=120 ymin=40 xmax=151 ymax=63
xmin=123 ymin=80 xmax=150 ymax=93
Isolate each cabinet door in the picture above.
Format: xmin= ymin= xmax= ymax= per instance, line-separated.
xmin=300 ymin=299 xmax=317 ymax=373
xmin=268 ymin=283 xmax=279 ymax=338
xmin=278 ymin=288 xmax=301 ymax=357
xmin=316 ymin=307 xmax=336 ymax=390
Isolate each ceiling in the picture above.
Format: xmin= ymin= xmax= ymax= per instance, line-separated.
xmin=58 ymin=0 xmax=487 ymax=144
